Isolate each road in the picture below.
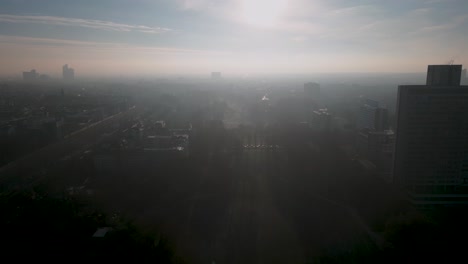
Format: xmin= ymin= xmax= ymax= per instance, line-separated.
xmin=0 ymin=106 xmax=141 ymax=188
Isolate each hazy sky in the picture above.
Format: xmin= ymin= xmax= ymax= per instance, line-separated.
xmin=0 ymin=0 xmax=467 ymax=77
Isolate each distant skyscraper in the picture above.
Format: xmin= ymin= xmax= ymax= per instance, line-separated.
xmin=62 ymin=64 xmax=75 ymax=80
xmin=357 ymin=98 xmax=388 ymax=131
xmin=211 ymin=72 xmax=221 ymax=79
xmin=23 ymin=69 xmax=38 ymax=81
xmin=394 ymin=64 xmax=468 ymax=206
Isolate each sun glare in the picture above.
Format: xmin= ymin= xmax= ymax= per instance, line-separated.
xmin=240 ymin=0 xmax=287 ymax=28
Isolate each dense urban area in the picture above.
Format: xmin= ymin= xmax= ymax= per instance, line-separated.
xmin=2 ymin=65 xmax=468 ymax=263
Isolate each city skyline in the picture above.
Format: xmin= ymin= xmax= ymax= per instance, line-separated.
xmin=0 ymin=0 xmax=468 ymax=76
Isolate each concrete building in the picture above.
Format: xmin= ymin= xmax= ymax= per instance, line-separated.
xmin=357 ymin=98 xmax=388 ymax=131
xmin=357 ymin=129 xmax=395 ymax=182
xmin=394 ymin=64 xmax=468 ymax=206
xmin=94 ymin=135 xmax=189 ymax=173
xmin=62 ymin=64 xmax=75 ymax=80
xmin=23 ymin=69 xmax=38 ymax=81
xmin=310 ymin=108 xmax=331 ymax=132
xmin=426 ymin=64 xmax=461 ymax=86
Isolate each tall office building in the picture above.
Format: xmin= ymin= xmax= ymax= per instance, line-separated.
xmin=62 ymin=64 xmax=75 ymax=80
xmin=394 ymin=64 xmax=468 ymax=206
xmin=426 ymin=64 xmax=461 ymax=86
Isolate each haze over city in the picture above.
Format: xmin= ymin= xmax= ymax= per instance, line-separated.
xmin=2 ymin=1 xmax=468 ymax=263
xmin=1 ymin=0 xmax=468 ymax=77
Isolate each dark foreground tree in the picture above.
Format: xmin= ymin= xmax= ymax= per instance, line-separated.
xmin=0 ymin=191 xmax=185 ymax=263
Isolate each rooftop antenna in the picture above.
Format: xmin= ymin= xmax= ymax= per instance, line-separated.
xmin=447 ymin=58 xmax=455 ymax=65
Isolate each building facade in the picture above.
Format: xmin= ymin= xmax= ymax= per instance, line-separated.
xmin=23 ymin=69 xmax=38 ymax=81
xmin=62 ymin=64 xmax=75 ymax=80
xmin=394 ymin=65 xmax=468 ymax=206
xmin=357 ymin=129 xmax=395 ymax=182
xmin=357 ymin=98 xmax=388 ymax=131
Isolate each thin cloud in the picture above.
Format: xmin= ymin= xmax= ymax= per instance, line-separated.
xmin=0 ymin=14 xmax=171 ymax=34
xmin=410 ymin=7 xmax=433 ymax=16
xmin=422 ymin=0 xmax=446 ymax=4
xmin=0 ymin=35 xmax=223 ymax=55
xmin=176 ymin=0 xmax=234 ymax=11
xmin=326 ymin=4 xmax=381 ymax=17
xmin=177 ymin=0 xmax=211 ymax=10
xmin=421 ymin=14 xmax=467 ymax=32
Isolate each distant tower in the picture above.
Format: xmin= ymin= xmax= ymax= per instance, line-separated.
xmin=62 ymin=64 xmax=75 ymax=80
xmin=23 ymin=69 xmax=38 ymax=81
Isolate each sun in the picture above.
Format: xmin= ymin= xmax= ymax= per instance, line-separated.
xmin=240 ymin=0 xmax=287 ymax=28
